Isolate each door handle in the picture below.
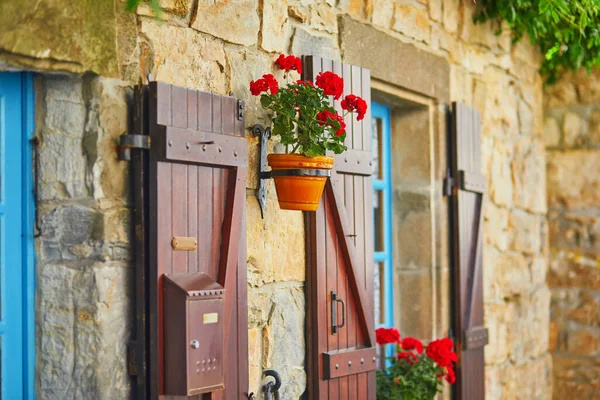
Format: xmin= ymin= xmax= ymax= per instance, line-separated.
xmin=331 ymin=291 xmax=346 ymax=334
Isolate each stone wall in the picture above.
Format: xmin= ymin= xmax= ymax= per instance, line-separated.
xmin=545 ymin=70 xmax=600 ymax=399
xmin=1 ymin=0 xmax=553 ymax=399
xmin=35 ymin=74 xmax=132 ymax=399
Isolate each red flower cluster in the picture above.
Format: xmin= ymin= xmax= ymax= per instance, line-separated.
xmin=275 ymin=54 xmax=302 ymax=74
xmin=296 ymin=79 xmax=313 ymax=87
xmin=341 ymin=94 xmax=368 ymax=121
xmin=397 ymin=351 xmax=418 ymax=365
xmin=250 ymin=74 xmax=279 ymax=96
xmin=375 ymin=327 xmax=401 ymax=345
xmin=315 ymin=71 xmax=344 ymax=100
xmin=426 ymin=338 xmax=457 ymax=367
xmin=401 ymin=337 xmax=424 ymax=354
xmin=316 ymin=110 xmax=346 ymax=136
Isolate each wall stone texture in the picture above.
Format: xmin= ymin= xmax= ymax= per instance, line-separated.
xmin=1 ymin=0 xmax=554 ymax=398
xmin=545 ymin=70 xmax=600 ymax=399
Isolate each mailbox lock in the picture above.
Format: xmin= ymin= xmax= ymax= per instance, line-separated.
xmin=190 ymin=340 xmax=200 ymax=349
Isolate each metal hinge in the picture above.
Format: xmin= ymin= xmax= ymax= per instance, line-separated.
xmin=443 ymin=168 xmax=453 ymax=196
xmin=119 ymin=134 xmax=151 ymax=161
xmin=237 ymin=99 xmax=244 ymax=121
xmin=127 ymin=342 xmax=137 ymax=376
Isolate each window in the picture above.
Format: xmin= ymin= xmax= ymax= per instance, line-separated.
xmin=372 ymin=102 xmax=394 ymax=363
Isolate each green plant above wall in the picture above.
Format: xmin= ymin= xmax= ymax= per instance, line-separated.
xmin=475 ymin=0 xmax=600 ymax=83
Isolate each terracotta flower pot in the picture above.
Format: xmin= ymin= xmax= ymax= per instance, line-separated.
xmin=267 ymin=154 xmax=334 ymax=211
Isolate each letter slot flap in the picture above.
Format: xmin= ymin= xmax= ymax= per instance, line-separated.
xmin=163 ymin=273 xmax=225 ymax=396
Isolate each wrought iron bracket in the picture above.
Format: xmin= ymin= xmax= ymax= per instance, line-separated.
xmin=118 ymin=134 xmax=151 ymax=161
xmin=251 ymin=124 xmax=332 ymax=218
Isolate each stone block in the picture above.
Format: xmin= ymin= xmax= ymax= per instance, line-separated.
xmin=567 ymin=329 xmax=599 ymax=356
xmin=290 ymin=27 xmax=341 ymax=62
xmin=339 ymin=15 xmax=449 ymax=102
xmin=543 ymin=117 xmax=561 ymax=147
xmin=531 ymin=256 xmax=548 ymax=287
xmin=484 ymin=301 xmax=511 ymax=364
xmin=567 ymin=292 xmax=600 ymax=327
xmin=372 ymin=0 xmax=394 ymax=28
xmin=460 ymin=3 xmax=498 ymax=49
xmin=309 ymin=3 xmax=337 ymax=34
xmin=443 ymin=0 xmax=460 ymax=34
xmin=261 ymin=287 xmax=306 ymax=399
xmin=508 ymin=210 xmax=541 ymax=255
xmin=548 ymin=250 xmax=600 ymax=289
xmin=248 ymin=327 xmax=262 ymax=396
xmin=141 ymin=20 xmax=227 ymax=93
xmin=288 ymin=5 xmax=307 ymax=22
xmin=495 ymin=251 xmax=531 ymax=298
xmin=392 ymin=196 xmax=432 ymax=271
xmin=391 ymin=3 xmax=430 ymax=43
xmin=512 ymin=138 xmax=547 ymax=214
xmin=489 ymin=139 xmax=513 ymax=207
xmin=543 ymin=71 xmax=579 ymax=108
xmin=190 ymin=0 xmax=259 ymax=46
xmin=394 ymin=269 xmax=433 ymax=340
xmin=562 ymin=111 xmax=583 ymax=146
xmin=484 ymin=203 xmax=509 ymax=251
xmin=37 ymin=263 xmax=132 ymax=399
xmin=574 ymin=69 xmax=600 ymax=104
xmin=429 ymin=0 xmax=442 ymax=22
xmin=547 ymin=150 xmax=600 ymax=208
xmin=246 ymin=196 xmax=305 ymax=287
xmin=261 ymin=0 xmax=290 ymax=53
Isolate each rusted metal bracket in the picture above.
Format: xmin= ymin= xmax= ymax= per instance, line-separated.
xmin=251 ymin=124 xmax=271 ymax=219
xmin=119 ymin=134 xmax=151 ymax=161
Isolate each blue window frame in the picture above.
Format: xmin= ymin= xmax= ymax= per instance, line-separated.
xmin=371 ymin=102 xmax=394 ymax=359
xmin=0 ymin=72 xmax=36 ymax=400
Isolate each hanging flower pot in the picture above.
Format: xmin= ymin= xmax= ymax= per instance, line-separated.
xmin=249 ymin=54 xmax=367 ymax=212
xmin=267 ymin=154 xmax=333 ymax=211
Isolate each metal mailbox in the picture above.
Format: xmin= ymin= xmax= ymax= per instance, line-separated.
xmin=163 ymin=272 xmax=225 ymax=396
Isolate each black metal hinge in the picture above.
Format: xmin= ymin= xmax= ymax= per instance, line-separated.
xmin=119 ymin=134 xmax=151 ymax=161
xmin=443 ymin=168 xmax=453 ymax=196
xmin=237 ymin=99 xmax=244 ymax=121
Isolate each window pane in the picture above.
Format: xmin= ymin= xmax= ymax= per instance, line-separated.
xmin=372 ymin=117 xmax=382 ymax=179
xmin=373 ymin=190 xmax=385 ymax=252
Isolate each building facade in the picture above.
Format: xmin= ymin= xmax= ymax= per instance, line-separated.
xmin=0 ymin=0 xmax=555 ymax=398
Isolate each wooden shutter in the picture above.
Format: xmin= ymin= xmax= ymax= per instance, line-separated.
xmin=146 ymin=82 xmax=249 ymax=399
xmin=303 ymin=56 xmax=376 ymax=399
xmin=448 ymin=102 xmax=488 ymax=400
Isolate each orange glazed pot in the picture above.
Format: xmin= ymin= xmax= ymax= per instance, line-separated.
xmin=267 ymin=154 xmax=334 ymax=211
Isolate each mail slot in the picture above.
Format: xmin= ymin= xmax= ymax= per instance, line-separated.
xmin=163 ymin=273 xmax=225 ymax=396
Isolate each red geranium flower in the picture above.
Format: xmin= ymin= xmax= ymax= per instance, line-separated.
xmin=315 ymin=71 xmax=344 ymax=100
xmin=375 ymin=327 xmax=401 ymax=345
xmin=341 ymin=94 xmax=368 ymax=121
xmin=296 ymin=79 xmax=313 ymax=86
xmin=426 ymin=338 xmax=457 ymax=367
xmin=316 ymin=109 xmax=346 ymax=137
xmin=250 ymin=74 xmax=279 ymax=96
xmin=397 ymin=351 xmax=418 ymax=365
xmin=445 ymin=366 xmax=456 ymax=384
xmin=276 ymin=54 xmax=303 ymax=74
xmin=401 ymin=337 xmax=424 ymax=354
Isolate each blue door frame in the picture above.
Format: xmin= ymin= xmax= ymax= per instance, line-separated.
xmin=371 ymin=102 xmax=394 ymax=361
xmin=0 ymin=72 xmax=36 ymax=400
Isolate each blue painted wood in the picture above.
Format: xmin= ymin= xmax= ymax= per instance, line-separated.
xmin=0 ymin=72 xmax=35 ymax=400
xmin=371 ymin=102 xmax=394 ymax=363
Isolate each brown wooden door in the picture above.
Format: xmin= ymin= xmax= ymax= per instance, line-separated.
xmin=147 ymin=82 xmax=249 ymax=400
xmin=449 ymin=102 xmax=488 ymax=400
xmin=303 ymin=56 xmax=377 ymax=399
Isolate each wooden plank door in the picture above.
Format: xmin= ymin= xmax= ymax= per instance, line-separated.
xmin=146 ymin=82 xmax=249 ymax=400
xmin=0 ymin=72 xmax=35 ymax=400
xmin=449 ymin=102 xmax=488 ymax=400
xmin=303 ymin=56 xmax=376 ymax=400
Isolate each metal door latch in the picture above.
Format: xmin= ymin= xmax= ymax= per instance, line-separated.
xmin=262 ymin=369 xmax=282 ymax=400
xmin=118 ymin=134 xmax=151 ymax=161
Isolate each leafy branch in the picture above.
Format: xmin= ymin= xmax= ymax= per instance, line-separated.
xmin=475 ymin=0 xmax=600 ymax=83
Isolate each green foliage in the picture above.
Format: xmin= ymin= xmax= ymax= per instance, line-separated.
xmin=475 ymin=0 xmax=600 ymax=82
xmin=259 ymin=83 xmax=347 ymax=157
xmin=376 ymin=349 xmax=444 ymax=400
xmin=125 ymin=0 xmax=162 ymax=18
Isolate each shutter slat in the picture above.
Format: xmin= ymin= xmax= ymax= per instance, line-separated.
xmin=450 ymin=102 xmax=488 ymax=400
